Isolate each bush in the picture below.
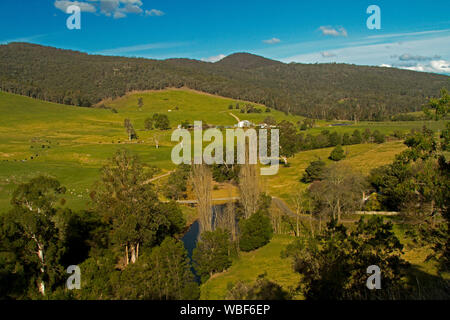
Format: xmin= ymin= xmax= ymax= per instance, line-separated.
xmin=351 ymin=130 xmax=363 ymax=144
xmin=152 ymin=114 xmax=170 ymax=130
xmin=372 ymin=130 xmax=386 ymax=144
xmin=193 ymin=229 xmax=232 ymax=282
xmin=226 ymin=274 xmax=291 ymax=300
xmin=284 ymin=217 xmax=409 ymax=300
xmin=342 ymin=133 xmax=352 ymax=145
xmin=329 ymin=145 xmax=346 ymax=161
xmin=364 ymin=193 xmax=382 ymax=211
xmin=239 ymin=213 xmax=273 ymax=252
xmin=301 ymin=160 xmax=326 ymax=183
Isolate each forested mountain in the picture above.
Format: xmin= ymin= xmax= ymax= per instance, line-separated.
xmin=0 ymin=42 xmax=448 ymax=120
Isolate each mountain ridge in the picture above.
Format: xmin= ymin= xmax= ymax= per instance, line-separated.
xmin=0 ymin=42 xmax=448 ymax=120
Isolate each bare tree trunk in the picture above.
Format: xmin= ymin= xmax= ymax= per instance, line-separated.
xmin=136 ymin=243 xmax=139 ymax=261
xmin=337 ymin=198 xmax=341 ymax=223
xmin=32 ymin=235 xmax=45 ymax=295
xmin=431 ymin=199 xmax=435 ymax=227
xmin=130 ymin=245 xmax=136 ymax=264
xmin=192 ymin=164 xmax=213 ymax=235
xmin=125 ymin=244 xmax=129 ymax=265
xmin=309 ymin=200 xmax=315 ymax=238
xmin=238 ymin=162 xmax=260 ymax=219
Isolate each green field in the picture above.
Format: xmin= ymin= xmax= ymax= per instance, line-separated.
xmin=0 ymin=89 xmax=446 ymax=211
xmin=262 ymin=141 xmax=408 ymax=203
xmin=0 ymin=89 xmax=302 ymax=210
xmin=200 ymin=235 xmax=301 ymax=300
xmin=0 ymin=89 xmax=448 ymax=300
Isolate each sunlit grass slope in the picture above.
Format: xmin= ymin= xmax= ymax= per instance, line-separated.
xmin=200 ymin=235 xmax=301 ymax=300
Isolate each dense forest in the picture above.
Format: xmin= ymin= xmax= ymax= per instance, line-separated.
xmin=0 ymin=42 xmax=449 ymax=120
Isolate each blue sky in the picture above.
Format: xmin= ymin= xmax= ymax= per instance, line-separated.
xmin=0 ymin=0 xmax=449 ymax=74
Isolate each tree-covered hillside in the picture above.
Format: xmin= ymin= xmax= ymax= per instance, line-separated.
xmin=0 ymin=42 xmax=449 ymax=120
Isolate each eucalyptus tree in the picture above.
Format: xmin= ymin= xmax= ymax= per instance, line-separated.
xmin=92 ymin=150 xmax=182 ymax=266
xmin=2 ymin=176 xmax=66 ymax=296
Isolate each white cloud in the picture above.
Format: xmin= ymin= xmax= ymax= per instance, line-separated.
xmin=320 ymin=51 xmax=336 ymax=58
xmin=54 ymin=1 xmax=96 ymax=13
xmin=201 ymin=54 xmax=226 ymax=63
xmin=97 ymin=42 xmax=190 ymax=55
xmin=319 ymin=26 xmax=347 ymax=37
xmin=54 ymin=0 xmax=152 ymax=19
xmin=263 ymin=38 xmax=281 ymax=44
xmin=398 ymin=53 xmax=441 ymax=61
xmin=402 ymin=60 xmax=450 ymax=74
xmin=145 ymin=9 xmax=165 ymax=16
xmin=113 ymin=11 xmax=126 ymax=19
xmin=367 ymin=29 xmax=450 ymax=39
xmin=282 ymin=33 xmax=450 ymax=75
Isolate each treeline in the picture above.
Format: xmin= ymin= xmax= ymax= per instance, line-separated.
xmin=1 ymin=43 xmax=449 ymax=120
xmin=278 ymin=120 xmax=386 ymax=161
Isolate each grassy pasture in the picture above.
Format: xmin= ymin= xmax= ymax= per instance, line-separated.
xmin=262 ymin=141 xmax=407 ymax=204
xmin=1 ymin=89 xmax=448 ymax=300
xmin=0 ymin=89 xmax=446 ymax=210
xmin=200 ymin=235 xmax=301 ymax=300
xmin=0 ymin=89 xmax=301 ymax=210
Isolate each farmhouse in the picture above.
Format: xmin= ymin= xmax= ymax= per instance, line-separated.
xmin=235 ymin=120 xmax=253 ymax=128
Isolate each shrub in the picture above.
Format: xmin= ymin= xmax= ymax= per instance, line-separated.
xmin=226 ymin=274 xmax=290 ymax=300
xmin=193 ymin=229 xmax=232 ymax=282
xmin=329 ymin=145 xmax=346 ymax=161
xmin=301 ymin=160 xmax=326 ymax=183
xmin=239 ymin=213 xmax=273 ymax=252
xmin=372 ymin=130 xmax=386 ymax=144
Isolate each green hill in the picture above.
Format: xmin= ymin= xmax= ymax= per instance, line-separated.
xmin=1 ymin=42 xmax=448 ymax=120
xmin=0 ymin=89 xmax=299 ymax=210
xmin=1 ymin=88 xmax=447 ymax=212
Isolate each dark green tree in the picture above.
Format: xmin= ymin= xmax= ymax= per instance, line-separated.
xmin=278 ymin=120 xmax=299 ymax=164
xmin=329 ymin=145 xmax=346 ymax=161
xmin=301 ymin=160 xmax=326 ymax=183
xmin=372 ymin=130 xmax=386 ymax=144
xmin=284 ymin=217 xmax=408 ymax=300
xmin=115 ymin=237 xmax=199 ymax=300
xmin=193 ymin=229 xmax=232 ymax=282
xmin=328 ymin=131 xmax=342 ymax=146
xmin=351 ymin=129 xmax=363 ymax=144
xmin=164 ymin=165 xmax=191 ymax=200
xmin=342 ymin=133 xmax=352 ymax=145
xmin=239 ymin=213 xmax=273 ymax=252
xmin=1 ymin=176 xmax=66 ymax=297
xmin=152 ymin=114 xmax=170 ymax=130
xmin=93 ymin=150 xmax=183 ymax=266
xmin=423 ymin=88 xmax=449 ymax=120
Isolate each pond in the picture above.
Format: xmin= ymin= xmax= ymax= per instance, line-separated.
xmin=181 ymin=204 xmax=227 ymax=282
xmin=181 ymin=204 xmax=226 ymax=258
